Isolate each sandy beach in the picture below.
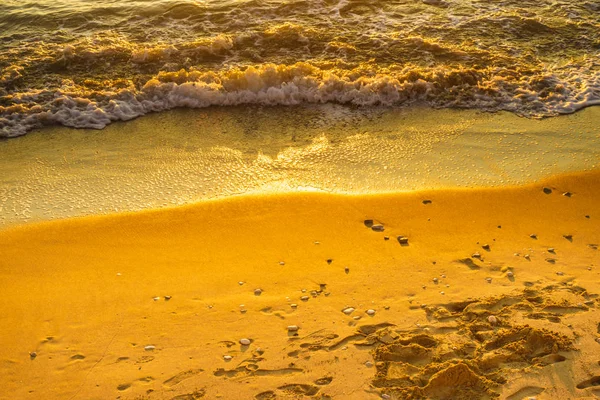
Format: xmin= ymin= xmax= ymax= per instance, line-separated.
xmin=1 ymin=169 xmax=599 ymax=399
xmin=2 ymin=0 xmax=600 ymax=398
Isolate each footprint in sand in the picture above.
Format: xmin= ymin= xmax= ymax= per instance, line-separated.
xmin=170 ymin=389 xmax=206 ymax=399
xmin=314 ymin=376 xmax=333 ymax=385
xmin=163 ymin=369 xmax=204 ymax=387
xmin=278 ymin=384 xmax=320 ymax=396
xmin=505 ymin=386 xmax=545 ymax=400
xmin=576 ymin=376 xmax=600 ymax=389
xmin=255 ymin=391 xmax=276 ymax=400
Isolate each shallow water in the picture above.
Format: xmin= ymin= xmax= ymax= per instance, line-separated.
xmin=1 ymin=104 xmax=598 ymax=226
xmin=1 ymin=0 xmax=599 ymax=137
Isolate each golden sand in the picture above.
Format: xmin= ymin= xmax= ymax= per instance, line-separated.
xmin=0 ymin=170 xmax=599 ymax=399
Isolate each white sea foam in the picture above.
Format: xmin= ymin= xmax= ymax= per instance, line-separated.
xmin=1 ymin=62 xmax=599 ymax=137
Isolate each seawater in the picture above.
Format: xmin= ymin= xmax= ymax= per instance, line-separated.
xmin=1 ymin=105 xmax=599 ymax=227
xmin=1 ymin=0 xmax=599 ymax=137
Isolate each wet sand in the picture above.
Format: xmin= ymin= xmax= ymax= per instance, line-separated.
xmin=1 ymin=105 xmax=599 ymax=227
xmin=1 ymin=170 xmax=599 ymax=399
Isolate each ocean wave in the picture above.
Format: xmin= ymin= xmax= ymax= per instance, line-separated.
xmin=1 ymin=0 xmax=599 ymax=137
xmin=2 ymin=62 xmax=600 ymax=137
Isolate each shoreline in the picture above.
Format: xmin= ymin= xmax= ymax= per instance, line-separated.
xmin=1 ymin=169 xmax=599 ymax=399
xmin=1 ymin=104 xmax=599 ymax=228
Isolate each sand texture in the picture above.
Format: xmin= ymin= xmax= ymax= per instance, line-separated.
xmin=1 ymin=171 xmax=599 ymax=399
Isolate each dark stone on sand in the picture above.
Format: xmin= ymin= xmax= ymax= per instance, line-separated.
xmin=543 ymin=187 xmax=552 ymax=194
xmin=530 ymin=234 xmax=538 ymax=239
xmin=327 ymin=259 xmax=333 ymax=264
xmin=482 ymin=244 xmax=490 ymax=251
xmin=563 ymin=234 xmax=573 ymax=241
xmin=372 ymin=224 xmax=385 ymax=232
xmin=563 ymin=192 xmax=572 ymax=197
xmin=364 ymin=219 xmax=374 ymax=228
xmin=397 ymin=236 xmax=409 ymax=245
xmin=422 ymin=200 xmax=432 ymax=205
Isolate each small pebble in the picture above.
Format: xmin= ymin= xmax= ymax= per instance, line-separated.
xmin=301 ymin=296 xmax=309 ymax=301
xmin=384 ymin=236 xmax=389 ymax=241
xmin=588 ymin=267 xmax=593 ymax=271
xmin=384 ymin=306 xmax=390 ymax=310
xmin=366 ymin=309 xmax=376 ymax=316
xmin=238 ymin=281 xmax=245 ymax=285
xmin=563 ymin=234 xmax=573 ymax=240
xmin=543 ymin=187 xmax=552 ymax=194
xmin=29 ymin=352 xmax=37 ymax=360
xmin=420 ymin=304 xmax=427 ymax=308
xmin=324 ymin=292 xmax=331 ymax=296
xmin=239 ymin=338 xmax=251 ymax=346
xmin=488 ymin=315 xmax=498 ymax=325
xmin=382 ymin=395 xmax=391 ymax=400
xmin=548 ymin=248 xmax=555 ymax=253
xmin=353 ymin=316 xmax=361 ymax=320
xmin=422 ymin=199 xmax=432 ymax=204
xmin=327 ymin=259 xmax=333 ymax=264
xmin=441 ymin=274 xmax=446 ymax=278
xmin=472 ymin=252 xmax=481 ymax=259
xmin=507 ymin=271 xmax=514 ymax=278
xmin=365 ymin=361 xmax=374 ymax=367
xmin=595 ymin=338 xmax=600 ymax=344
xmin=485 ymin=277 xmax=492 ymax=283
xmin=364 ymin=219 xmax=374 ymax=227
xmin=372 ymin=224 xmax=385 ymax=232
xmin=153 ymin=297 xmax=160 ymax=301
xmin=433 ymin=277 xmax=438 ymax=283
xmin=397 ymin=236 xmax=409 ymax=245
xmin=164 ymin=296 xmax=172 ymax=301
xmin=529 ymin=234 xmax=537 ymax=239
xmin=144 ymin=345 xmax=156 ymax=351
xmin=344 ymin=267 xmax=350 ymax=274
xmin=563 ymin=192 xmax=572 ymax=197
xmin=482 ymin=244 xmax=490 ymax=250
xmin=287 ymin=325 xmax=300 ymax=332
xmin=524 ymin=254 xmax=530 ymax=260
xmin=255 ymin=347 xmax=264 ymax=355
xmin=342 ymin=307 xmax=355 ymax=315
xmin=254 ymin=289 xmax=262 ymax=296
xmin=440 ymin=291 xmax=445 ymax=295
xmin=556 ymin=271 xmax=564 ymax=276
xmin=223 ymin=355 xmax=233 ymax=361
xmin=279 ymin=261 xmax=285 ymax=266
xmin=291 ymin=303 xmax=298 ymax=308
